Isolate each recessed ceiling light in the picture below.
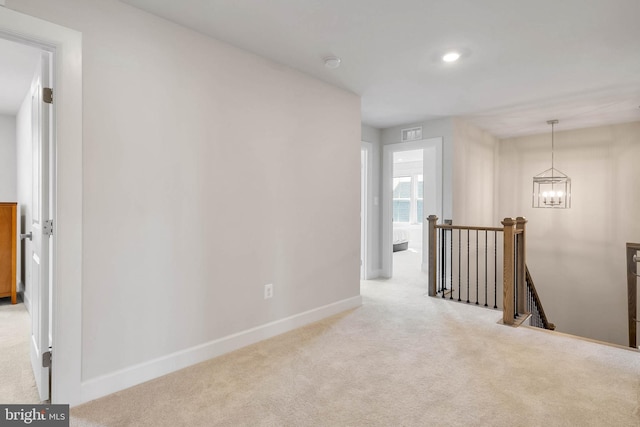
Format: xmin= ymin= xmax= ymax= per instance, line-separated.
xmin=442 ymin=51 xmax=461 ymax=63
xmin=324 ymin=56 xmax=341 ymax=69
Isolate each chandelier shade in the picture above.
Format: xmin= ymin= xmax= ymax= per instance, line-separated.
xmin=532 ymin=120 xmax=571 ymax=209
xmin=532 ymin=168 xmax=571 ymax=208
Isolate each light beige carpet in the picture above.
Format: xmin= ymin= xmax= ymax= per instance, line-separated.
xmin=0 ymin=298 xmax=40 ymax=404
xmin=69 ymin=275 xmax=640 ymax=427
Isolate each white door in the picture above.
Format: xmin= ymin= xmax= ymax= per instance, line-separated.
xmin=29 ymin=51 xmax=52 ymax=402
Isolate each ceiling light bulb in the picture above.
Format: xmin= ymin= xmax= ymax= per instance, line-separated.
xmin=324 ymin=56 xmax=341 ymax=69
xmin=442 ymin=52 xmax=461 ymax=63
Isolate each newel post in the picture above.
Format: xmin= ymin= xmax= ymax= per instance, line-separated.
xmin=502 ymin=218 xmax=516 ymax=325
xmin=627 ymin=243 xmax=640 ymax=348
xmin=428 ymin=215 xmax=438 ymax=297
xmin=515 ymin=217 xmax=527 ymax=316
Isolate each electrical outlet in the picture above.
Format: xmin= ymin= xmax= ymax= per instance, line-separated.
xmin=264 ymin=283 xmax=273 ymax=299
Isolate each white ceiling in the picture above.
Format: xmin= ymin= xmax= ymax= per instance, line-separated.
xmin=121 ymin=0 xmax=640 ymax=138
xmin=0 ymin=38 xmax=40 ymax=115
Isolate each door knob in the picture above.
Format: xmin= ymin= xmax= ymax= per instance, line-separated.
xmin=20 ymin=232 xmax=32 ymax=241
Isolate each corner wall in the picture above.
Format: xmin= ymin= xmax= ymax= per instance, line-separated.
xmin=452 ymin=118 xmax=498 ymax=226
xmin=497 ymin=121 xmax=640 ymax=346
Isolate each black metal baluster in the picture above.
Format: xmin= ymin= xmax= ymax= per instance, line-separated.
xmin=532 ymin=296 xmax=535 ymax=326
xmin=475 ymin=230 xmax=479 ymax=305
xmin=444 ymin=228 xmax=448 ymax=292
xmin=458 ymin=229 xmax=461 ymax=302
xmin=441 ymin=228 xmax=445 ymax=297
xmin=513 ymin=235 xmax=520 ymax=319
xmin=530 ymin=290 xmax=534 ymax=326
xmin=494 ymin=231 xmax=498 ymax=309
xmin=435 ymin=228 xmax=439 ymax=293
xmin=484 ymin=230 xmax=488 ymax=307
xmin=466 ymin=229 xmax=470 ymax=303
xmin=442 ymin=228 xmax=447 ymax=298
xmin=449 ymin=229 xmax=453 ymax=300
xmin=436 ymin=228 xmax=440 ymax=294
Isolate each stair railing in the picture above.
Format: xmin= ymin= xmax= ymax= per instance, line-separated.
xmin=428 ymin=216 xmax=553 ymax=329
xmin=427 ymin=216 xmax=503 ymax=308
xmin=525 ymin=266 xmax=555 ymax=330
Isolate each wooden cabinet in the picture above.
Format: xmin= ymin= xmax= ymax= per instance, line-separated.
xmin=0 ymin=202 xmax=17 ymax=304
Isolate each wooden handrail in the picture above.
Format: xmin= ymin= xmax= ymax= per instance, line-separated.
xmin=434 ymin=224 xmax=503 ymax=232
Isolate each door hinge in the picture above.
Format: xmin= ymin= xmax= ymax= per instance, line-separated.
xmin=42 ymin=350 xmax=52 ymax=368
xmin=43 ymin=87 xmax=53 ymax=104
xmin=43 ymin=219 xmax=53 ymax=236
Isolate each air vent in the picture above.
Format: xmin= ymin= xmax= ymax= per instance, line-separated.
xmin=401 ymin=126 xmax=422 ymax=142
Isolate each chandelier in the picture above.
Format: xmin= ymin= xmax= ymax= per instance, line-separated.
xmin=532 ymin=120 xmax=571 ymax=209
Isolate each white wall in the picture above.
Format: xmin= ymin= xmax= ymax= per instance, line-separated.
xmin=361 ymin=124 xmax=381 ymax=147
xmin=497 ymin=121 xmax=640 ymax=346
xmin=0 ymin=114 xmax=16 ymax=201
xmin=9 ymin=0 xmax=361 ymax=390
xmin=452 ymin=118 xmax=498 ymax=226
xmin=16 ymin=91 xmax=32 ymax=300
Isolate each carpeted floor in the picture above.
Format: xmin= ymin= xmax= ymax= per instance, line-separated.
xmin=0 ymin=298 xmax=40 ymax=404
xmin=68 ymin=273 xmax=640 ymax=427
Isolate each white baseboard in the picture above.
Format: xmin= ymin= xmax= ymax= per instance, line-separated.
xmin=78 ymin=294 xmax=362 ymax=405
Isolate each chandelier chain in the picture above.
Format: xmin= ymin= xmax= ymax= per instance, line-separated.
xmin=551 ymin=121 xmax=554 ymax=171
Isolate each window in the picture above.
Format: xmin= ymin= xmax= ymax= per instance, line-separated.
xmin=416 ymin=174 xmax=424 ymax=222
xmin=393 ymin=175 xmax=424 ymax=224
xmin=393 ymin=177 xmax=411 ymax=222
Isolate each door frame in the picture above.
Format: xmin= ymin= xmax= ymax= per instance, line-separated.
xmin=382 ymin=137 xmax=443 ymax=278
xmin=0 ymin=7 xmax=82 ymax=405
xmin=360 ymin=141 xmax=372 ymax=280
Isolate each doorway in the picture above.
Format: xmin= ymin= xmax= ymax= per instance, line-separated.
xmin=0 ymin=34 xmax=54 ymax=402
xmin=391 ymin=149 xmax=424 ymax=278
xmin=0 ymin=6 xmax=82 ymax=405
xmin=382 ymin=137 xmax=443 ymax=279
